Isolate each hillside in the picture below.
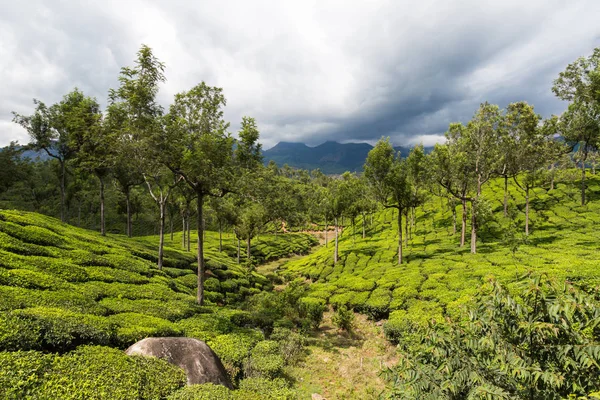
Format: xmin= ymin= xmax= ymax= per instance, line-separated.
xmin=280 ymin=171 xmax=600 ymax=340
xmin=263 ymin=141 xmax=433 ymax=174
xmin=0 ymin=210 xmax=317 ymax=399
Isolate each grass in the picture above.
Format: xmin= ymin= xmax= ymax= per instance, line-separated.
xmin=281 ymin=171 xmax=600 ymax=339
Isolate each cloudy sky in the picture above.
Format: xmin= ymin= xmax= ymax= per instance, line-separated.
xmin=1 ymin=0 xmax=599 ymax=149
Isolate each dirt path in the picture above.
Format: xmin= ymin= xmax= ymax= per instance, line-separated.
xmin=288 ymin=311 xmax=397 ymax=399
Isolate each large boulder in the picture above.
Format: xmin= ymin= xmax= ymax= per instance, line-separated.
xmin=125 ymin=337 xmax=233 ymax=388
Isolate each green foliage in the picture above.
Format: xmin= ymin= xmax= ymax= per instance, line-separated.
xmin=167 ymin=384 xmax=232 ymax=400
xmin=332 ymin=305 xmax=355 ymax=332
xmin=384 ymin=276 xmax=600 ymax=399
xmin=243 ymin=340 xmax=284 ymax=379
xmin=0 ymin=346 xmax=186 ymax=399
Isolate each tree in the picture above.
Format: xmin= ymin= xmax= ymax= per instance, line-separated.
xmin=13 ymin=98 xmax=78 ymax=222
xmin=553 ymin=48 xmax=600 ymax=205
xmin=0 ymin=143 xmax=29 ymax=199
xmin=326 ymin=175 xmax=354 ymax=264
xmin=60 ymin=90 xmax=108 ymax=235
xmin=384 ymin=276 xmax=600 ymax=399
xmin=162 ymin=82 xmax=236 ymax=305
xmin=505 ymin=101 xmax=545 ymax=235
xmin=463 ymin=102 xmax=502 ymax=253
xmin=428 ymin=125 xmax=474 ymax=249
xmin=364 ymin=138 xmax=412 ymax=264
xmin=560 ymin=101 xmax=599 ymax=205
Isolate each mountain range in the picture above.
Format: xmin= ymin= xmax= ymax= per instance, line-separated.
xmin=9 ymin=140 xmax=433 ymax=175
xmin=263 ymin=141 xmax=433 ymax=174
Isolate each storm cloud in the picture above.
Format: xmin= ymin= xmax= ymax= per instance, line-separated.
xmin=1 ymin=0 xmax=599 ymax=149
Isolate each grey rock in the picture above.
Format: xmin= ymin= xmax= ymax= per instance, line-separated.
xmin=125 ymin=337 xmax=233 ymax=388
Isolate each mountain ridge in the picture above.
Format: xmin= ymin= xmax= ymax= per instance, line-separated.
xmin=263 ymin=141 xmax=433 ymax=174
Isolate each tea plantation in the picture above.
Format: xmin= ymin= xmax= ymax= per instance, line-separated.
xmin=0 ymin=209 xmax=317 ymax=399
xmin=281 ymin=173 xmax=600 ymax=342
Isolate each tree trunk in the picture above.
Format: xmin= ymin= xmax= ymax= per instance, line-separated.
xmin=126 ymin=190 xmax=132 ymax=238
xmin=461 ymin=198 xmax=467 ymax=247
xmin=352 ymin=221 xmax=356 ymax=245
xmin=99 ymin=176 xmax=105 ymax=236
xmin=397 ymin=208 xmax=403 ymax=264
xmin=158 ymin=201 xmax=165 ymax=270
xmin=77 ymin=200 xmax=81 ymax=227
xmin=247 ymin=237 xmax=251 ymax=260
xmin=503 ymin=175 xmax=508 ymax=217
xmin=186 ymin=209 xmax=191 ymax=252
xmin=218 ymin=220 xmax=223 ymax=252
xmin=196 ymin=195 xmax=205 ymax=305
xmin=182 ymin=214 xmax=186 ymax=249
xmin=404 ymin=209 xmax=409 ymax=246
xmin=525 ymin=185 xmax=530 ymax=236
xmin=362 ymin=211 xmax=366 ymax=239
xmin=324 ymin=216 xmax=328 ymax=247
xmin=334 ymin=217 xmax=339 ymax=264
xmin=169 ymin=212 xmax=174 ymax=241
xmin=452 ymin=204 xmax=457 ymax=235
xmin=237 ymin=237 xmax=240 ymax=264
xmin=60 ymin=161 xmax=66 ymax=223
xmin=550 ymin=164 xmax=555 ymax=190
xmin=581 ymin=159 xmax=586 ymax=206
xmin=470 ymin=201 xmax=477 ymax=254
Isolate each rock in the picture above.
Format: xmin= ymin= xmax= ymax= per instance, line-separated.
xmin=125 ymin=337 xmax=233 ymax=388
xmin=312 ymin=394 xmax=325 ymax=400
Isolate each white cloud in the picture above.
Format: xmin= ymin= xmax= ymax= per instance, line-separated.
xmin=1 ymin=0 xmax=599 ymax=147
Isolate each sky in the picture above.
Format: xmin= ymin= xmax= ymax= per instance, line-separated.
xmin=1 ymin=0 xmax=599 ymax=149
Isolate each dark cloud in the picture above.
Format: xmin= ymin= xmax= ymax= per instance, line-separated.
xmin=1 ymin=0 xmax=599 ymax=148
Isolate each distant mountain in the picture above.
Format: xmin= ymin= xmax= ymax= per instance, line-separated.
xmin=263 ymin=141 xmax=432 ymax=174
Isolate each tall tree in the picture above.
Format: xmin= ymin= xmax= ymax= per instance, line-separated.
xmin=13 ymin=96 xmax=78 ymax=222
xmin=60 ymin=90 xmax=108 ymax=235
xmin=553 ymin=48 xmax=600 ymax=205
xmin=505 ymin=102 xmax=545 ymax=235
xmin=163 ymin=82 xmax=236 ymax=305
xmin=364 ymin=138 xmax=412 ymax=264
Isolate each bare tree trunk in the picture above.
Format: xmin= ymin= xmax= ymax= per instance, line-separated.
xmin=581 ymin=159 xmax=586 ymax=205
xmin=461 ymin=199 xmax=467 ymax=247
xmin=186 ymin=209 xmax=191 ymax=252
xmin=99 ymin=176 xmax=105 ymax=236
xmin=247 ymin=237 xmax=251 ymax=260
xmin=470 ymin=200 xmax=477 ymax=254
xmin=158 ymin=201 xmax=165 ymax=270
xmin=60 ymin=161 xmax=66 ymax=222
xmin=550 ymin=164 xmax=555 ymax=190
xmin=361 ymin=211 xmax=366 ymax=239
xmin=404 ymin=209 xmax=409 ymax=246
xmin=196 ymin=195 xmax=205 ymax=305
xmin=218 ymin=220 xmax=223 ymax=252
xmin=525 ymin=185 xmax=530 ymax=236
xmin=334 ymin=217 xmax=339 ymax=264
xmin=126 ymin=190 xmax=132 ymax=238
xmin=397 ymin=208 xmax=403 ymax=264
xmin=324 ymin=216 xmax=328 ymax=247
xmin=503 ymin=175 xmax=508 ymax=217
xmin=182 ymin=214 xmax=186 ymax=249
xmin=169 ymin=212 xmax=174 ymax=241
xmin=237 ymin=237 xmax=240 ymax=264
xmin=452 ymin=205 xmax=457 ymax=235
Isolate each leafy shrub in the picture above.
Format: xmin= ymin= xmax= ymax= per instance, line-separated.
xmin=384 ymin=277 xmax=600 ymax=399
xmin=0 ymin=350 xmax=55 ymax=399
xmin=243 ymin=340 xmax=284 ymax=379
xmin=107 ymin=312 xmax=182 ymax=347
xmin=0 ymin=267 xmax=70 ymax=290
xmin=269 ymin=327 xmax=306 ymax=365
xmin=40 ymin=345 xmax=186 ymax=399
xmin=332 ymin=305 xmax=354 ymax=332
xmin=86 ymin=266 xmax=149 ymax=284
xmin=298 ymin=296 xmax=326 ymax=329
xmin=100 ymin=297 xmax=199 ymax=321
xmin=208 ymin=330 xmax=264 ymax=381
xmin=0 ymin=307 xmax=112 ymax=352
xmin=167 ymin=383 xmax=232 ymax=400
